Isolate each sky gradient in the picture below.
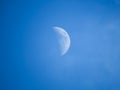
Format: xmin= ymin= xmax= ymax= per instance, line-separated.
xmin=1 ymin=0 xmax=120 ymax=90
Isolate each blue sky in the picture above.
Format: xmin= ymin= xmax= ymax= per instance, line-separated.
xmin=2 ymin=0 xmax=120 ymax=90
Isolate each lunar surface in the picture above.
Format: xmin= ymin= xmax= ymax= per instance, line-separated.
xmin=53 ymin=26 xmax=71 ymax=56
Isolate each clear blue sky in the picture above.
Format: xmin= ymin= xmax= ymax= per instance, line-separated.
xmin=2 ymin=0 xmax=120 ymax=90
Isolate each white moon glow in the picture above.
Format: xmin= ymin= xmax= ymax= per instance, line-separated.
xmin=53 ymin=26 xmax=71 ymax=56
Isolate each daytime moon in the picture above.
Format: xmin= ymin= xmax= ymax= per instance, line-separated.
xmin=53 ymin=26 xmax=71 ymax=56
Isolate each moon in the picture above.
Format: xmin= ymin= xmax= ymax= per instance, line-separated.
xmin=53 ymin=26 xmax=71 ymax=56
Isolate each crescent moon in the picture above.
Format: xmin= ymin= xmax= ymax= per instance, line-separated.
xmin=53 ymin=26 xmax=71 ymax=56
